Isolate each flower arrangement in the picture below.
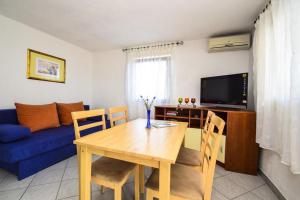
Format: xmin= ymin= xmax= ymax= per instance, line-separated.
xmin=140 ymin=96 xmax=156 ymax=128
xmin=140 ymin=96 xmax=156 ymax=110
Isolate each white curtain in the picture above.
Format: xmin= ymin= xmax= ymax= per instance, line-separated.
xmin=253 ymin=0 xmax=300 ymax=173
xmin=125 ymin=45 xmax=173 ymax=119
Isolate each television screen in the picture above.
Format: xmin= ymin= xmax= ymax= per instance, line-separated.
xmin=200 ymin=73 xmax=248 ymax=108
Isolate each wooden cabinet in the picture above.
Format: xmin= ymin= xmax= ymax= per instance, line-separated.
xmin=154 ymin=105 xmax=259 ymax=175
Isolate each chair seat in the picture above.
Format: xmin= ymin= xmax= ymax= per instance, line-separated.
xmin=176 ymin=147 xmax=201 ymax=166
xmin=92 ymin=157 xmax=136 ymax=183
xmin=145 ymin=164 xmax=205 ymax=200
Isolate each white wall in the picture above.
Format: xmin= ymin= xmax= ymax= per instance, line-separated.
xmin=92 ymin=49 xmax=126 ymax=109
xmin=92 ymin=39 xmax=253 ymax=109
xmin=171 ymin=40 xmax=253 ymax=108
xmin=260 ymin=150 xmax=300 ymax=200
xmin=0 ymin=15 xmax=93 ymax=109
xmin=258 ymin=1 xmax=300 ymax=200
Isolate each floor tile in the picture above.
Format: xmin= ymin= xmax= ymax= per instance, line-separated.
xmin=0 ymin=157 xmax=279 ymax=200
xmin=127 ymin=174 xmax=134 ymax=184
xmin=91 ymin=183 xmax=101 ymax=192
xmin=57 ymin=179 xmax=80 ymax=199
xmin=0 ymin=169 xmax=8 ymax=181
xmin=213 ymin=175 xmax=248 ymax=199
xmin=20 ymin=182 xmax=60 ymax=200
xmin=226 ymin=173 xmax=265 ymax=191
xmin=234 ymin=192 xmax=262 ymax=200
xmin=212 ymin=189 xmax=228 ymax=200
xmin=0 ymin=175 xmax=34 ymax=192
xmin=122 ymin=182 xmax=134 ymax=200
xmin=144 ymin=167 xmax=153 ymax=178
xmin=92 ymin=190 xmax=114 ymax=200
xmin=215 ymin=165 xmax=232 ymax=176
xmin=31 ymin=168 xmax=64 ymax=186
xmin=0 ymin=188 xmax=26 ymax=200
xmin=124 ymin=182 xmax=148 ymax=200
xmin=214 ymin=171 xmax=222 ymax=179
xmin=60 ymin=190 xmax=114 ymax=200
xmin=126 ymin=166 xmax=151 ymax=184
xmin=67 ymin=156 xmax=78 ymax=168
xmin=63 ymin=167 xmax=78 ymax=180
xmin=57 ymin=179 xmax=99 ymax=199
xmin=252 ymin=184 xmax=279 ymax=200
xmin=41 ymin=160 xmax=68 ymax=173
xmin=58 ymin=196 xmax=79 ymax=200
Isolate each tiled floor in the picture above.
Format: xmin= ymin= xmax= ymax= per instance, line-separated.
xmin=0 ymin=155 xmax=279 ymax=200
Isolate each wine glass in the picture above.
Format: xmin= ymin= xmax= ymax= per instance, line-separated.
xmin=191 ymin=98 xmax=196 ymax=107
xmin=178 ymin=97 xmax=183 ymax=106
xmin=184 ymin=98 xmax=189 ymax=106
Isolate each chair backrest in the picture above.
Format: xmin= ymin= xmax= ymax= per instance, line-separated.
xmin=199 ymin=111 xmax=215 ymax=169
xmin=202 ymin=114 xmax=225 ymax=200
xmin=108 ymin=106 xmax=128 ymax=127
xmin=203 ymin=111 xmax=215 ymax=133
xmin=71 ymin=109 xmax=106 ymax=140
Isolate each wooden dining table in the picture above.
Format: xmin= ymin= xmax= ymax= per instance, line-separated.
xmin=74 ymin=118 xmax=188 ymax=200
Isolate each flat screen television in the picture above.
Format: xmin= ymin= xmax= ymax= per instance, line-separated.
xmin=200 ymin=73 xmax=248 ymax=109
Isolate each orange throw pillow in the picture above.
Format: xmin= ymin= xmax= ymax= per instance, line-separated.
xmin=56 ymin=102 xmax=85 ymax=125
xmin=15 ymin=103 xmax=60 ymax=132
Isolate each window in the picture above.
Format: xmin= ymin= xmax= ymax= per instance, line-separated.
xmin=133 ymin=56 xmax=170 ymax=101
xmin=126 ymin=50 xmax=172 ymax=119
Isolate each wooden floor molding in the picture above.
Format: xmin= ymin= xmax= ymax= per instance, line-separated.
xmin=258 ymin=169 xmax=286 ymax=200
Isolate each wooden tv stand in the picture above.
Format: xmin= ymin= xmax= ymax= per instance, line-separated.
xmin=154 ymin=105 xmax=259 ymax=175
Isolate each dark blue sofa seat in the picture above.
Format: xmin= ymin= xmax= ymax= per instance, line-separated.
xmin=0 ymin=105 xmax=110 ymax=180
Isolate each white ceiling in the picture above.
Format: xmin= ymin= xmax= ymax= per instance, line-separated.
xmin=0 ymin=0 xmax=265 ymax=51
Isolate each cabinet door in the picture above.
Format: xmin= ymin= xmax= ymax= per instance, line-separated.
xmin=184 ymin=128 xmax=202 ymax=151
xmin=226 ymin=112 xmax=258 ymax=175
xmin=217 ymin=135 xmax=226 ymax=163
xmin=185 ymin=128 xmax=226 ymax=163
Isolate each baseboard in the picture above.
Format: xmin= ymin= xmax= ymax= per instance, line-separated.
xmin=258 ymin=169 xmax=286 ymax=200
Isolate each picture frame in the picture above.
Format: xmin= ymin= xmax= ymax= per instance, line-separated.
xmin=27 ymin=49 xmax=66 ymax=83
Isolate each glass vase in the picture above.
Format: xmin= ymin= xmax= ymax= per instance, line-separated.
xmin=146 ymin=109 xmax=151 ymax=129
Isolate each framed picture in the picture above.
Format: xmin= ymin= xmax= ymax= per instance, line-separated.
xmin=27 ymin=49 xmax=66 ymax=83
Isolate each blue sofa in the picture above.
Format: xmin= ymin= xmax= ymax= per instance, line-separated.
xmin=0 ymin=105 xmax=110 ymax=180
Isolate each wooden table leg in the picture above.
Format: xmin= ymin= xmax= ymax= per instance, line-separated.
xmin=79 ymin=146 xmax=91 ymax=200
xmin=134 ymin=165 xmax=140 ymax=200
xmin=139 ymin=165 xmax=145 ymax=193
xmin=159 ymin=162 xmax=171 ymax=200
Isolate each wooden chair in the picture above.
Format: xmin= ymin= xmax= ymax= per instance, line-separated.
xmin=145 ymin=114 xmax=225 ymax=200
xmin=72 ymin=109 xmax=140 ymax=200
xmin=108 ymin=105 xmax=145 ymax=193
xmin=176 ymin=111 xmax=215 ymax=169
xmin=108 ymin=106 xmax=128 ymax=128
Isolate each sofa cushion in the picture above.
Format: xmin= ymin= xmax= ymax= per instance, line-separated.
xmin=0 ymin=106 xmax=89 ymax=125
xmin=0 ymin=120 xmax=102 ymax=163
xmin=15 ymin=103 xmax=60 ymax=132
xmin=57 ymin=102 xmax=85 ymax=125
xmin=0 ymin=124 xmax=31 ymax=143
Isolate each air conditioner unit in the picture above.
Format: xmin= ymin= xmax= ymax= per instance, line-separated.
xmin=208 ymin=34 xmax=251 ymax=53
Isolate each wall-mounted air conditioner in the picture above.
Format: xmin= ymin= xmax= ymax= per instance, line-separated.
xmin=208 ymin=34 xmax=251 ymax=53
